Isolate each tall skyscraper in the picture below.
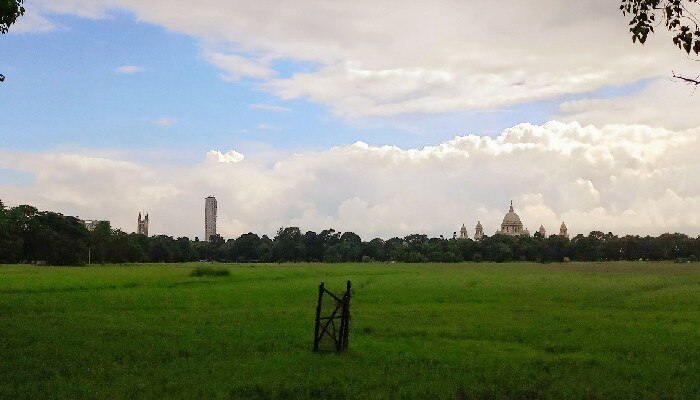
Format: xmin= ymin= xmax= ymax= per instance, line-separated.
xmin=137 ymin=212 xmax=149 ymax=236
xmin=205 ymin=196 xmax=217 ymax=242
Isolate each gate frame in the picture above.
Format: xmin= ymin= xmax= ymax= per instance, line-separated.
xmin=313 ymin=280 xmax=351 ymax=352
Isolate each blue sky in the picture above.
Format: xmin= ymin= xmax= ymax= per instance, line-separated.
xmin=0 ymin=10 xmax=651 ymax=163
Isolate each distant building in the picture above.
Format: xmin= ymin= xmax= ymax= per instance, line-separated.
xmin=474 ymin=221 xmax=484 ymax=241
xmin=500 ymin=201 xmax=526 ymax=236
xmin=560 ymin=221 xmax=569 ymax=239
xmin=205 ymin=196 xmax=217 ymax=242
xmin=459 ymin=223 xmax=468 ymax=239
xmin=459 ymin=201 xmax=569 ymax=241
xmin=137 ymin=212 xmax=149 ymax=236
xmin=79 ymin=219 xmax=106 ymax=231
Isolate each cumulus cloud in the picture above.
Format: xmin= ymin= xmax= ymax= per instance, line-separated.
xmin=206 ymin=150 xmax=245 ymax=164
xmin=114 ymin=65 xmax=145 ymax=74
xmin=28 ymin=0 xmax=699 ymax=118
xmin=2 ymin=122 xmax=700 ymax=239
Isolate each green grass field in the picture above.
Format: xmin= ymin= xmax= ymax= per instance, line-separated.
xmin=0 ymin=262 xmax=698 ymax=399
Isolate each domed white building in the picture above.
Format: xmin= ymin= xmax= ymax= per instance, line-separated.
xmin=458 ymin=200 xmax=569 ymax=240
xmin=500 ymin=201 xmax=526 ymax=236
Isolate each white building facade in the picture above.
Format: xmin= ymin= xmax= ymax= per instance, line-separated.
xmin=205 ymin=196 xmax=217 ymax=242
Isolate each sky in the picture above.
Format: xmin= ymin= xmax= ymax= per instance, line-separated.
xmin=1 ymin=0 xmax=700 ymax=240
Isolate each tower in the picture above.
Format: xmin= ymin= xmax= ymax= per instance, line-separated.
xmin=560 ymin=221 xmax=569 ymax=239
xmin=459 ymin=223 xmax=468 ymax=239
xmin=137 ymin=212 xmax=149 ymax=236
xmin=474 ymin=221 xmax=484 ymax=241
xmin=205 ymin=196 xmax=217 ymax=242
xmin=538 ymin=225 xmax=546 ymax=237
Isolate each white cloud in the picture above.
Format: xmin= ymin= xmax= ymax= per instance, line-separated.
xmin=206 ymin=150 xmax=245 ymax=164
xmin=555 ymin=79 xmax=700 ymax=130
xmin=202 ymin=51 xmax=273 ymax=81
xmin=2 ymin=122 xmax=700 ymax=239
xmin=152 ymin=117 xmax=176 ymax=127
xmin=250 ymin=103 xmax=290 ymax=112
xmin=256 ymin=124 xmax=275 ymax=130
xmin=28 ymin=0 xmax=700 ymax=118
xmin=9 ymin=9 xmax=56 ymax=33
xmin=115 ymin=65 xmax=145 ymax=74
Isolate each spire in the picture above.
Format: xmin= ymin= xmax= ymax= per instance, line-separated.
xmin=509 ymin=200 xmax=514 ymax=213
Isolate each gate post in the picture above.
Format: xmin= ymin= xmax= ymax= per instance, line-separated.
xmin=313 ymin=282 xmax=324 ymax=352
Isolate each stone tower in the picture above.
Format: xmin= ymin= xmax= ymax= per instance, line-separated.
xmin=137 ymin=212 xmax=149 ymax=236
xmin=459 ymin=224 xmax=468 ymax=239
xmin=205 ymin=196 xmax=217 ymax=242
xmin=474 ymin=221 xmax=484 ymax=241
xmin=560 ymin=221 xmax=569 ymax=239
xmin=538 ymin=225 xmax=546 ymax=237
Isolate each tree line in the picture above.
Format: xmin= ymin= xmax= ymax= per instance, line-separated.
xmin=1 ymin=201 xmax=699 ymax=265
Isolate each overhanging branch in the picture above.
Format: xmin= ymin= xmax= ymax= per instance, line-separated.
xmin=672 ymin=71 xmax=700 ymax=85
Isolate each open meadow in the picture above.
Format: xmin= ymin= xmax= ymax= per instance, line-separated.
xmin=0 ymin=262 xmax=698 ymax=399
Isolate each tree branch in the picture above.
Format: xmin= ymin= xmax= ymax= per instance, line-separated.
xmin=672 ymin=71 xmax=700 ymax=84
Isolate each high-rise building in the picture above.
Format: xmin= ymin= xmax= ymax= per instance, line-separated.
xmin=205 ymin=196 xmax=217 ymax=242
xmin=137 ymin=212 xmax=149 ymax=236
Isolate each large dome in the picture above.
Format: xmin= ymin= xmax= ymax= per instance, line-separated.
xmin=501 ymin=201 xmax=522 ymax=225
xmin=502 ymin=211 xmax=522 ymax=225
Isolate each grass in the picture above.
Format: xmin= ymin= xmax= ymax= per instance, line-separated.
xmin=189 ymin=266 xmax=231 ymax=277
xmin=0 ymin=261 xmax=698 ymax=399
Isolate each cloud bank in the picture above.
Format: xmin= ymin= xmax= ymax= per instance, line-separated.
xmin=2 ymin=122 xmax=699 ymax=239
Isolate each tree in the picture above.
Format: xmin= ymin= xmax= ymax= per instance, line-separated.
xmin=621 ymin=0 xmax=700 ymax=84
xmin=0 ymin=0 xmax=24 ymax=34
xmin=1 ymin=0 xmax=25 ymax=82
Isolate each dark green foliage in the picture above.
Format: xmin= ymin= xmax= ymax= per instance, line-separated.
xmin=0 ymin=0 xmax=24 ymax=82
xmin=2 ymin=198 xmax=700 ymax=265
xmin=189 ymin=266 xmax=230 ymax=277
xmin=621 ymin=0 xmax=700 ymax=54
xmin=0 ymin=0 xmax=23 ymax=35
